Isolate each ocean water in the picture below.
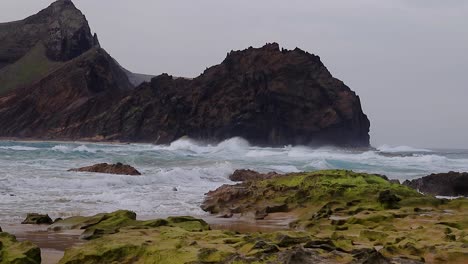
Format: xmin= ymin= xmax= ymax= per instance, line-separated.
xmin=1 ymin=138 xmax=468 ymax=223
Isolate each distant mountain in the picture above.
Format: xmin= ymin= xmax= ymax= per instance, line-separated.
xmin=0 ymin=0 xmax=370 ymax=147
xmin=0 ymin=0 xmax=100 ymax=95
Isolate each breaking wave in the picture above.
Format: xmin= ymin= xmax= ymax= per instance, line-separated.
xmin=1 ymin=138 xmax=467 ymax=222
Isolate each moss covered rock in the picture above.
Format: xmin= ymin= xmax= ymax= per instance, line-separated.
xmin=49 ymin=210 xmax=210 ymax=240
xmin=202 ymin=170 xmax=468 ymax=263
xmin=0 ymin=232 xmax=41 ymax=264
xmin=54 ymin=170 xmax=468 ymax=263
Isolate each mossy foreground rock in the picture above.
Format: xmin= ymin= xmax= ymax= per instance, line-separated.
xmin=59 ymin=223 xmax=395 ymax=264
xmin=0 ymin=232 xmax=41 ymax=264
xmin=56 ymin=170 xmax=468 ymax=263
xmin=202 ymin=170 xmax=468 ymax=263
xmin=49 ymin=210 xmax=209 ymax=240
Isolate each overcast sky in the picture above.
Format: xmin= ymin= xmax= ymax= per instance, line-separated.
xmin=1 ymin=0 xmax=467 ymax=149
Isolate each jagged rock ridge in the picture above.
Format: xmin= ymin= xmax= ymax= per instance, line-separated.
xmin=0 ymin=0 xmax=97 ymax=67
xmin=90 ymin=43 xmax=370 ymax=147
xmin=0 ymin=1 xmax=370 ymax=147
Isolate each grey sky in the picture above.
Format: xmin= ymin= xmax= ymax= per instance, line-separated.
xmin=1 ymin=0 xmax=467 ymax=149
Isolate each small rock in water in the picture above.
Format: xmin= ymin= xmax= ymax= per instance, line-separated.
xmin=172 ymin=187 xmax=178 ymax=192
xmin=22 ymin=213 xmax=53 ymax=225
xmin=68 ymin=163 xmax=141 ymax=176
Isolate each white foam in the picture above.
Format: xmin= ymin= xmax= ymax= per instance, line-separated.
xmin=51 ymin=145 xmax=72 ymax=152
xmin=1 ymin=138 xmax=468 ymax=223
xmin=377 ymin=145 xmax=432 ymax=153
xmin=0 ymin=146 xmax=39 ymax=151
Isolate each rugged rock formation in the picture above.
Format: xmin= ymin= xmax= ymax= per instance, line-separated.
xmin=0 ymin=0 xmax=101 ymax=95
xmin=200 ymin=170 xmax=468 ymax=263
xmin=92 ymin=43 xmax=370 ymax=147
xmin=0 ymin=0 xmax=97 ymax=67
xmin=69 ymin=163 xmax=141 ymax=176
xmin=403 ymin=171 xmax=468 ymax=196
xmin=51 ymin=171 xmax=468 ymax=263
xmin=0 ymin=0 xmax=370 ymax=147
xmin=52 ymin=210 xmax=420 ymax=264
xmin=0 ymin=48 xmax=132 ymax=138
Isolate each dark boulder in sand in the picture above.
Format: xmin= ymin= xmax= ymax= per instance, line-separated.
xmin=229 ymin=169 xmax=280 ymax=182
xmin=69 ymin=162 xmax=141 ymax=176
xmin=403 ymin=171 xmax=468 ymax=196
xmin=21 ymin=213 xmax=53 ymax=225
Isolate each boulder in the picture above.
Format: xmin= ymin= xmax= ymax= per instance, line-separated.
xmin=403 ymin=171 xmax=468 ymax=196
xmin=68 ymin=163 xmax=141 ymax=175
xmin=0 ymin=232 xmax=41 ymax=264
xmin=21 ymin=213 xmax=53 ymax=225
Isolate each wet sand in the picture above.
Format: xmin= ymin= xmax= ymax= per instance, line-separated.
xmin=3 ymin=213 xmax=295 ymax=264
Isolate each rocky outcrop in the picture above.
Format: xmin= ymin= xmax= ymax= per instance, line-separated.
xmin=0 ymin=232 xmax=41 ymax=264
xmin=54 ymin=210 xmax=422 ymax=264
xmin=91 ymin=43 xmax=370 ymax=147
xmin=0 ymin=1 xmax=370 ymax=147
xmin=229 ymin=169 xmax=280 ymax=182
xmin=0 ymin=48 xmax=132 ymax=138
xmin=21 ymin=213 xmax=53 ymax=225
xmin=403 ymin=171 xmax=468 ymax=196
xmin=52 ymin=169 xmax=468 ymax=263
xmin=200 ymin=170 xmax=468 ymax=263
xmin=68 ymin=163 xmax=141 ymax=176
xmin=0 ymin=0 xmax=97 ymax=68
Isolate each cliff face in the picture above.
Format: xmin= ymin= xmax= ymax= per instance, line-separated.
xmin=0 ymin=0 xmax=132 ymax=138
xmin=93 ymin=43 xmax=370 ymax=147
xmin=0 ymin=0 xmax=97 ymax=67
xmin=0 ymin=48 xmax=132 ymax=138
xmin=0 ymin=0 xmax=370 ymax=147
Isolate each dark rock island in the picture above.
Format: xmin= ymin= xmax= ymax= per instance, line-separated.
xmin=69 ymin=163 xmax=141 ymax=176
xmin=0 ymin=0 xmax=370 ymax=147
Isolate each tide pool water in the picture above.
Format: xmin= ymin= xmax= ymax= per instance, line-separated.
xmin=1 ymin=138 xmax=467 ymax=223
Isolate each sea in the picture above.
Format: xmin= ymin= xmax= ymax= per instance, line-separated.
xmin=1 ymin=138 xmax=467 ymax=223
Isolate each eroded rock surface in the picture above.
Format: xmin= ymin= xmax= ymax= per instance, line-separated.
xmin=68 ymin=163 xmax=141 ymax=175
xmin=202 ymin=170 xmax=468 ymax=263
xmin=89 ymin=43 xmax=370 ymax=147
xmin=55 ymin=211 xmax=416 ymax=264
xmin=0 ymin=232 xmax=41 ymax=264
xmin=403 ymin=171 xmax=468 ymax=196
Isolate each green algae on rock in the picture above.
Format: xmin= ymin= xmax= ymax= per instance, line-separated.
xmin=58 ymin=220 xmax=395 ymax=264
xmin=53 ymin=170 xmax=468 ymax=263
xmin=49 ymin=210 xmax=210 ymax=240
xmin=0 ymin=232 xmax=41 ymax=264
xmin=202 ymin=170 xmax=468 ymax=263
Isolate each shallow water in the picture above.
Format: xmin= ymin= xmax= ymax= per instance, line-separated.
xmin=1 ymin=138 xmax=467 ymax=223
